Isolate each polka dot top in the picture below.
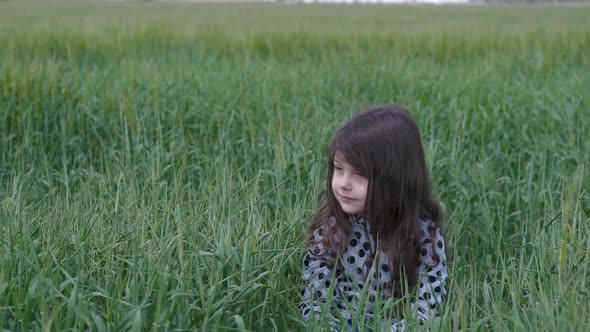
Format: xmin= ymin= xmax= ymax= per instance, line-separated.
xmin=300 ymin=214 xmax=448 ymax=331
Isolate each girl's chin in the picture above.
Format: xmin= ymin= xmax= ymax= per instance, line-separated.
xmin=339 ymin=203 xmax=363 ymax=214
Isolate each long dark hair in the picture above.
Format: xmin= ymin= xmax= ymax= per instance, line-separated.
xmin=307 ymin=104 xmax=443 ymax=298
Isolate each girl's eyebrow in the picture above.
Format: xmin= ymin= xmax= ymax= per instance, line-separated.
xmin=333 ymin=155 xmax=346 ymax=164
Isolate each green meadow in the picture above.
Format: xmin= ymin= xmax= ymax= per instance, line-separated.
xmin=1 ymin=1 xmax=589 ymax=330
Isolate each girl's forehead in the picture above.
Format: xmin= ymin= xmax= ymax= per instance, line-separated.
xmin=333 ymin=151 xmax=347 ymax=163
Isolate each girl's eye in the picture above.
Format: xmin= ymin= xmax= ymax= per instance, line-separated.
xmin=334 ymin=165 xmax=343 ymax=171
xmin=355 ymin=171 xmax=365 ymax=177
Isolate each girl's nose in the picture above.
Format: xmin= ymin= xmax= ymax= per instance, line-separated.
xmin=339 ymin=175 xmax=352 ymax=191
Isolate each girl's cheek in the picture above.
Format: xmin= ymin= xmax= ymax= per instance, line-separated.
xmin=332 ymin=174 xmax=339 ymax=184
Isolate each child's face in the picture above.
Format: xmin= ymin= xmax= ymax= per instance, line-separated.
xmin=331 ymin=153 xmax=368 ymax=214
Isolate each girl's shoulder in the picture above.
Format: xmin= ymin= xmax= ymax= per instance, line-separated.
xmin=309 ymin=216 xmax=345 ymax=257
xmin=311 ymin=216 xmax=338 ymax=239
xmin=418 ymin=219 xmax=446 ymax=267
xmin=419 ymin=219 xmax=443 ymax=239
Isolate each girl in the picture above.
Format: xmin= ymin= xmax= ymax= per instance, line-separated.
xmin=300 ymin=105 xmax=448 ymax=331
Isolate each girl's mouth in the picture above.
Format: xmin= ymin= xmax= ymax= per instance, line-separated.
xmin=339 ymin=194 xmax=355 ymax=202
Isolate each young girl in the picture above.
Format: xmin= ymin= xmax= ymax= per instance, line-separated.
xmin=300 ymin=105 xmax=448 ymax=331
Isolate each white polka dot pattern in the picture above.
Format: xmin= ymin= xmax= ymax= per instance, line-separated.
xmin=301 ymin=215 xmax=448 ymax=331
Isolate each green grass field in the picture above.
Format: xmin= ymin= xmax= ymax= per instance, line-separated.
xmin=1 ymin=1 xmax=590 ymax=331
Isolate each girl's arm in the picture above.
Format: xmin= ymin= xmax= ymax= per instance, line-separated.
xmin=415 ymin=226 xmax=448 ymax=321
xmin=391 ymin=223 xmax=448 ymax=331
xmin=300 ymin=220 xmax=345 ymax=328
